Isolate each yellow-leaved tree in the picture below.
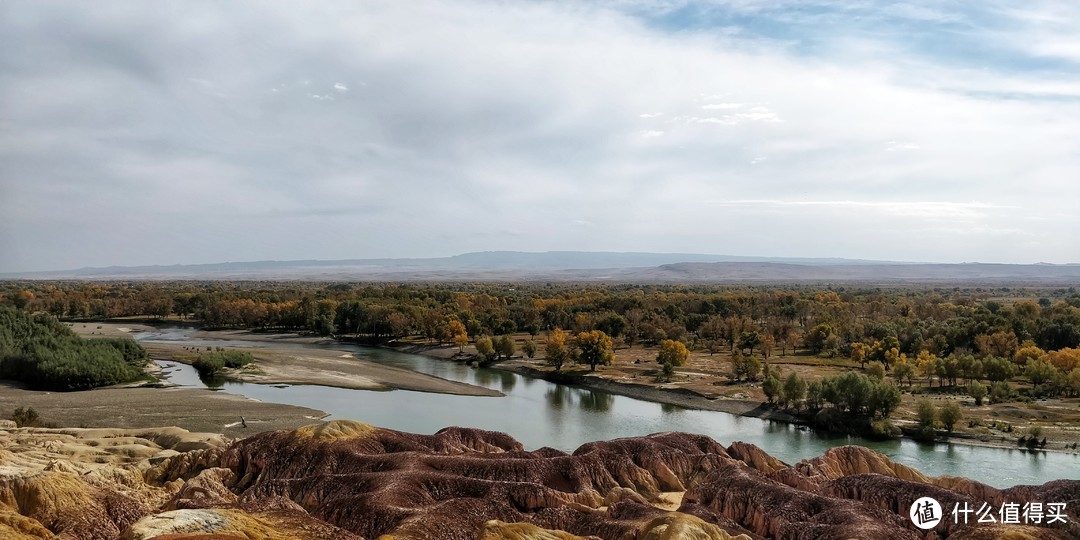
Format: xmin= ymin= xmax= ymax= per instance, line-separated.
xmin=573 ymin=330 xmax=615 ymax=372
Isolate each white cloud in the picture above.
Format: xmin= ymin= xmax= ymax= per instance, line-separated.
xmin=701 ymin=102 xmax=743 ymax=110
xmin=1 ymin=0 xmax=1078 ymax=270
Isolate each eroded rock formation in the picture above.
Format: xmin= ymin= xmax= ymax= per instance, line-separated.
xmin=2 ymin=420 xmax=1077 ymax=539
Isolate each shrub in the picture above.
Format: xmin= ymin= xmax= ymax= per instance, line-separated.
xmin=522 ymin=340 xmax=537 ymax=359
xmin=966 ymin=380 xmax=988 ymax=405
xmin=870 ymin=419 xmax=901 ymax=439
xmin=193 ymin=350 xmax=253 ymax=376
xmin=11 ymin=406 xmax=41 ymax=427
xmin=0 ymin=307 xmax=147 ymax=391
xmin=990 ymin=381 xmax=1013 ymax=403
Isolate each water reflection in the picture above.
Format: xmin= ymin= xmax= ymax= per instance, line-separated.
xmin=546 ymin=385 xmax=572 ymax=410
xmin=473 ymin=367 xmax=496 ymax=388
xmin=198 ymin=372 xmax=228 ymax=389
xmin=498 ymin=371 xmax=517 ymax=393
xmin=660 ymin=402 xmax=684 ymax=415
xmin=578 ymin=390 xmax=614 ymax=413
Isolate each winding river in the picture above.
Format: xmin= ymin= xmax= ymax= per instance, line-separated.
xmin=138 ymin=328 xmax=1079 ymax=488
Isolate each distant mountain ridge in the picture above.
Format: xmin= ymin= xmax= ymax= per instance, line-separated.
xmin=3 ymin=251 xmax=1078 ymax=284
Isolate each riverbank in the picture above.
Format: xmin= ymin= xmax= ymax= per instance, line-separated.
xmin=388 ymin=342 xmax=1080 ymax=455
xmin=73 ymin=323 xmax=503 ymax=397
xmin=0 ymin=380 xmax=327 ymax=438
xmin=66 ymin=322 xmax=1080 ymax=455
xmin=392 ymin=342 xmax=795 ymax=421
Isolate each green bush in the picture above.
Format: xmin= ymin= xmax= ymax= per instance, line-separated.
xmin=0 ymin=306 xmax=147 ymax=391
xmin=193 ymin=350 xmax=253 ymax=376
xmin=870 ymin=419 xmax=901 ymax=439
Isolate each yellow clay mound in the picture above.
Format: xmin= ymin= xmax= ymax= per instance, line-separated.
xmin=475 ymin=520 xmax=591 ymax=540
xmin=294 ymin=419 xmax=377 ymax=441
xmin=120 ymin=508 xmax=286 ymax=540
xmin=639 ymin=513 xmax=753 ymax=540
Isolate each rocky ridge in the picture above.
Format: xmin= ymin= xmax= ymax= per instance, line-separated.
xmin=1 ymin=419 xmax=1076 ymax=539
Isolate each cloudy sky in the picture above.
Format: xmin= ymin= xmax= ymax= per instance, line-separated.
xmin=2 ymin=0 xmax=1078 ymax=272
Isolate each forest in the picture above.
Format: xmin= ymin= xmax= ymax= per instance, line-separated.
xmin=2 ymin=281 xmax=1079 ymax=399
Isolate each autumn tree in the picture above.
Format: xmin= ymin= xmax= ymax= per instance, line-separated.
xmin=850 ymin=342 xmax=867 ymax=368
xmin=1013 ymin=344 xmax=1045 ymax=367
xmin=760 ymin=334 xmax=775 ymax=359
xmin=656 ymin=339 xmax=690 ymax=368
xmin=448 ymin=319 xmax=469 ymax=353
xmin=975 ymin=331 xmax=1018 ymax=359
xmin=573 ymin=330 xmax=615 ymax=371
xmin=545 ymin=328 xmax=570 ymax=372
xmin=1045 ymin=348 xmax=1080 ymax=373
xmin=916 ymin=351 xmax=938 ymax=387
xmin=475 ymin=336 xmax=496 ymax=362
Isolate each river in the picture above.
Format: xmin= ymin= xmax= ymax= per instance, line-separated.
xmin=138 ymin=328 xmax=1079 ymax=488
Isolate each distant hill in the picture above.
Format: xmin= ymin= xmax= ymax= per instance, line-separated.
xmin=3 ymin=251 xmax=1078 ymax=285
xmin=632 ymin=262 xmax=1080 ymax=284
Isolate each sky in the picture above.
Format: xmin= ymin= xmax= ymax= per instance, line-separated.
xmin=1 ymin=0 xmax=1078 ymax=272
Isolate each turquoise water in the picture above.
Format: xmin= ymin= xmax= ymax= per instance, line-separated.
xmin=141 ymin=328 xmax=1079 ymax=488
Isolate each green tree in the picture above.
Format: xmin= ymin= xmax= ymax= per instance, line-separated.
xmin=573 ymin=330 xmax=615 ymax=371
xmin=916 ymin=398 xmax=938 ymax=441
xmin=762 ymin=374 xmax=782 ymax=405
xmin=1067 ymin=368 xmax=1080 ymax=397
xmin=783 ymin=372 xmax=807 ymax=409
xmin=892 ymin=358 xmax=915 ymax=387
xmin=522 ymin=340 xmax=537 ymax=359
xmin=806 ymin=381 xmax=824 ymax=409
xmin=966 ymin=380 xmax=988 ymax=406
xmin=805 ymin=323 xmax=833 ymax=355
xmin=728 ymin=349 xmax=749 ymax=381
xmin=866 ymin=361 xmax=886 ymax=381
xmin=983 ymin=356 xmax=1018 ymax=382
xmin=740 ymin=331 xmax=762 ymax=356
xmin=871 ymin=382 xmax=902 ymax=418
xmin=1025 ymin=358 xmax=1057 ymax=387
xmin=494 ymin=335 xmax=515 ymax=360
xmin=939 ymin=401 xmax=963 ymax=434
